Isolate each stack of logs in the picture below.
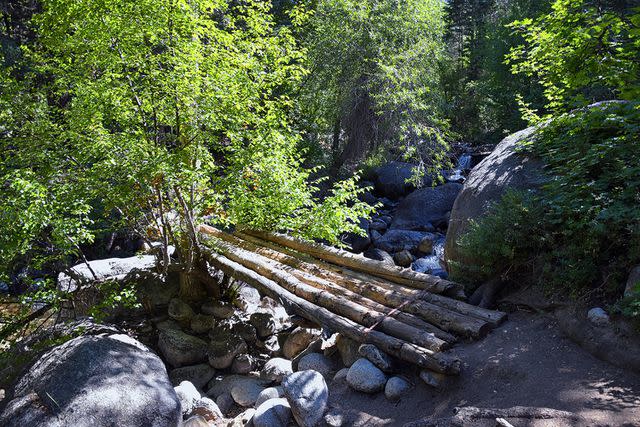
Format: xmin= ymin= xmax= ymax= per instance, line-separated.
xmin=198 ymin=225 xmax=507 ymax=376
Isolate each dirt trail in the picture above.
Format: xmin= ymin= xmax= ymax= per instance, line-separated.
xmin=328 ymin=311 xmax=640 ymax=426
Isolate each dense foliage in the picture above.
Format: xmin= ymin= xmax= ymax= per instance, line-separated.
xmin=0 ymin=0 xmax=372 ymax=305
xmin=507 ymin=0 xmax=640 ymax=113
xmin=298 ymin=0 xmax=450 ymax=173
xmin=459 ymin=101 xmax=640 ymax=304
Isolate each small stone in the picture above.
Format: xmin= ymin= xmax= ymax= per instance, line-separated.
xmin=346 ymin=358 xmax=386 ymax=393
xmin=233 ymin=322 xmax=258 ymax=344
xmin=208 ymin=328 xmax=248 ymax=369
xmin=188 ymin=397 xmax=222 ymax=423
xmin=384 ymin=376 xmax=411 ymax=401
xmin=419 ymin=369 xmax=447 ymax=388
xmin=234 ymin=283 xmax=261 ymax=313
xmin=260 ymin=358 xmax=293 ymax=383
xmin=158 ymin=329 xmax=208 ymax=368
xmin=182 ymin=415 xmax=209 ymax=427
xmin=370 ymin=230 xmax=383 ymax=242
xmin=358 ymin=344 xmax=395 ymax=373
xmin=324 ymin=408 xmax=346 ymax=427
xmin=231 ymin=379 xmax=266 ymax=407
xmin=255 ymin=386 xmax=283 ymax=408
xmin=283 ymin=327 xmax=321 ymax=359
xmin=174 ymin=381 xmax=201 ymax=415
xmin=229 ymin=408 xmax=256 ymax=427
xmin=587 ymin=307 xmax=610 ymax=326
xmin=258 ymin=335 xmax=281 ymax=355
xmin=363 ymin=248 xmax=395 ymax=266
xmin=393 ymin=250 xmax=414 ymax=267
xmin=336 ymin=334 xmax=359 ymax=367
xmin=282 ymin=370 xmax=329 ymax=427
xmin=201 ymin=301 xmax=235 ymax=319
xmin=369 ymin=219 xmax=388 ymax=232
xmin=253 ymin=398 xmax=292 ymax=427
xmin=231 ymin=353 xmax=255 ymax=374
xmin=190 ymin=314 xmax=215 ymax=335
xmin=215 ymin=392 xmax=235 ymax=415
xmin=169 ymin=364 xmax=216 ymax=389
xmin=250 ymin=312 xmax=277 ymax=339
xmin=333 ymin=368 xmax=349 ymax=382
xmin=418 ymin=234 xmax=436 ymax=254
xmin=168 ymin=298 xmax=194 ymax=326
xmin=297 ymin=352 xmax=335 ymax=379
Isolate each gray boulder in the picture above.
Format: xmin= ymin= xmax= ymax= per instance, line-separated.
xmin=253 ymin=398 xmax=292 ymax=427
xmin=336 ymin=334 xmax=359 ymax=367
xmin=231 ymin=378 xmax=266 ymax=407
xmin=346 ymin=358 xmax=386 ymax=393
xmin=174 ymin=380 xmax=201 ymax=415
xmin=255 ymin=386 xmax=284 ymax=408
xmin=250 ymin=312 xmax=277 ymax=339
xmin=393 ymin=250 xmax=414 ymax=267
xmin=201 ymin=301 xmax=235 ymax=319
xmin=57 ymin=255 xmax=156 ymax=292
xmin=169 ymin=364 xmax=216 ymax=389
xmin=363 ymin=248 xmax=395 ymax=266
xmin=444 ymin=126 xmax=545 ymax=273
xmin=296 ymin=352 xmax=336 ymax=379
xmin=231 ymin=353 xmax=255 ymax=374
xmin=375 ymin=230 xmax=430 ymax=253
xmin=587 ymin=307 xmax=610 ymax=326
xmin=190 ymin=314 xmax=215 ymax=334
xmin=168 ymin=298 xmax=194 ymax=326
xmin=358 ymin=344 xmax=394 ymax=373
xmin=384 ymin=376 xmax=411 ymax=401
xmin=208 ymin=328 xmax=248 ymax=369
xmin=373 ymin=162 xmax=431 ymax=199
xmin=261 ymin=358 xmax=293 ymax=383
xmin=283 ymin=327 xmax=321 ymax=359
xmin=158 ymin=329 xmax=208 ymax=368
xmin=282 ymin=370 xmax=329 ymax=427
xmin=0 ymin=334 xmax=180 ymax=427
xmin=391 ymin=183 xmax=462 ymax=231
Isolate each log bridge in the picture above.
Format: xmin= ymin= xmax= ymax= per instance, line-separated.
xmin=198 ymin=225 xmax=507 ymax=376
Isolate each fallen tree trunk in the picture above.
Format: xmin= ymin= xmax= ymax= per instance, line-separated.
xmin=231 ymin=230 xmax=502 ymax=334
xmin=203 ymin=227 xmax=456 ymax=344
xmin=206 ymin=236 xmax=452 ymax=350
xmin=200 ymin=244 xmax=462 ymax=374
xmin=244 ymin=229 xmax=465 ymax=298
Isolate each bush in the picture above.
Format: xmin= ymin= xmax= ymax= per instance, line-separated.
xmin=457 ymin=101 xmax=640 ymax=306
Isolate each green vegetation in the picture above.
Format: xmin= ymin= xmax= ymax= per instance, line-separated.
xmin=1 ymin=0 xmax=639 ymax=333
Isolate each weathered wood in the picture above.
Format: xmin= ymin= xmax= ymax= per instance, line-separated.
xmin=232 ymin=230 xmax=504 ymax=332
xmin=203 ymin=226 xmax=456 ymax=344
xmin=244 ymin=229 xmax=465 ymax=298
xmin=221 ymin=229 xmax=493 ymax=337
xmin=206 ymin=236 xmax=452 ymax=351
xmin=200 ymin=246 xmax=462 ymax=374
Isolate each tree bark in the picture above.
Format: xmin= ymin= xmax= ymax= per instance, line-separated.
xmin=244 ymin=229 xmax=465 ymax=298
xmin=200 ymin=246 xmax=462 ymax=374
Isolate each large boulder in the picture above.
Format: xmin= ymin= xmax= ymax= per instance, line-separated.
xmin=373 ymin=162 xmax=431 ymax=199
xmin=444 ymin=126 xmax=545 ymax=273
xmin=158 ymin=329 xmax=208 ymax=368
xmin=0 ymin=333 xmax=181 ymax=427
xmin=57 ymin=255 xmax=156 ymax=292
xmin=282 ymin=370 xmax=329 ymax=427
xmin=390 ymin=183 xmax=462 ymax=231
xmin=346 ymin=358 xmax=386 ymax=393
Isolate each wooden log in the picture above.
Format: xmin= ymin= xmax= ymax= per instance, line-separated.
xmin=199 ymin=245 xmax=462 ymax=374
xmin=206 ymin=236 xmax=452 ymax=350
xmin=202 ymin=226 xmax=456 ymax=343
xmin=207 ymin=228 xmax=492 ymax=337
xmin=234 ymin=229 xmax=505 ymax=327
xmin=244 ymin=229 xmax=465 ymax=298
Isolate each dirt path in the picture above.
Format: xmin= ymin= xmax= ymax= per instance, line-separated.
xmin=328 ymin=310 xmax=640 ymax=426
